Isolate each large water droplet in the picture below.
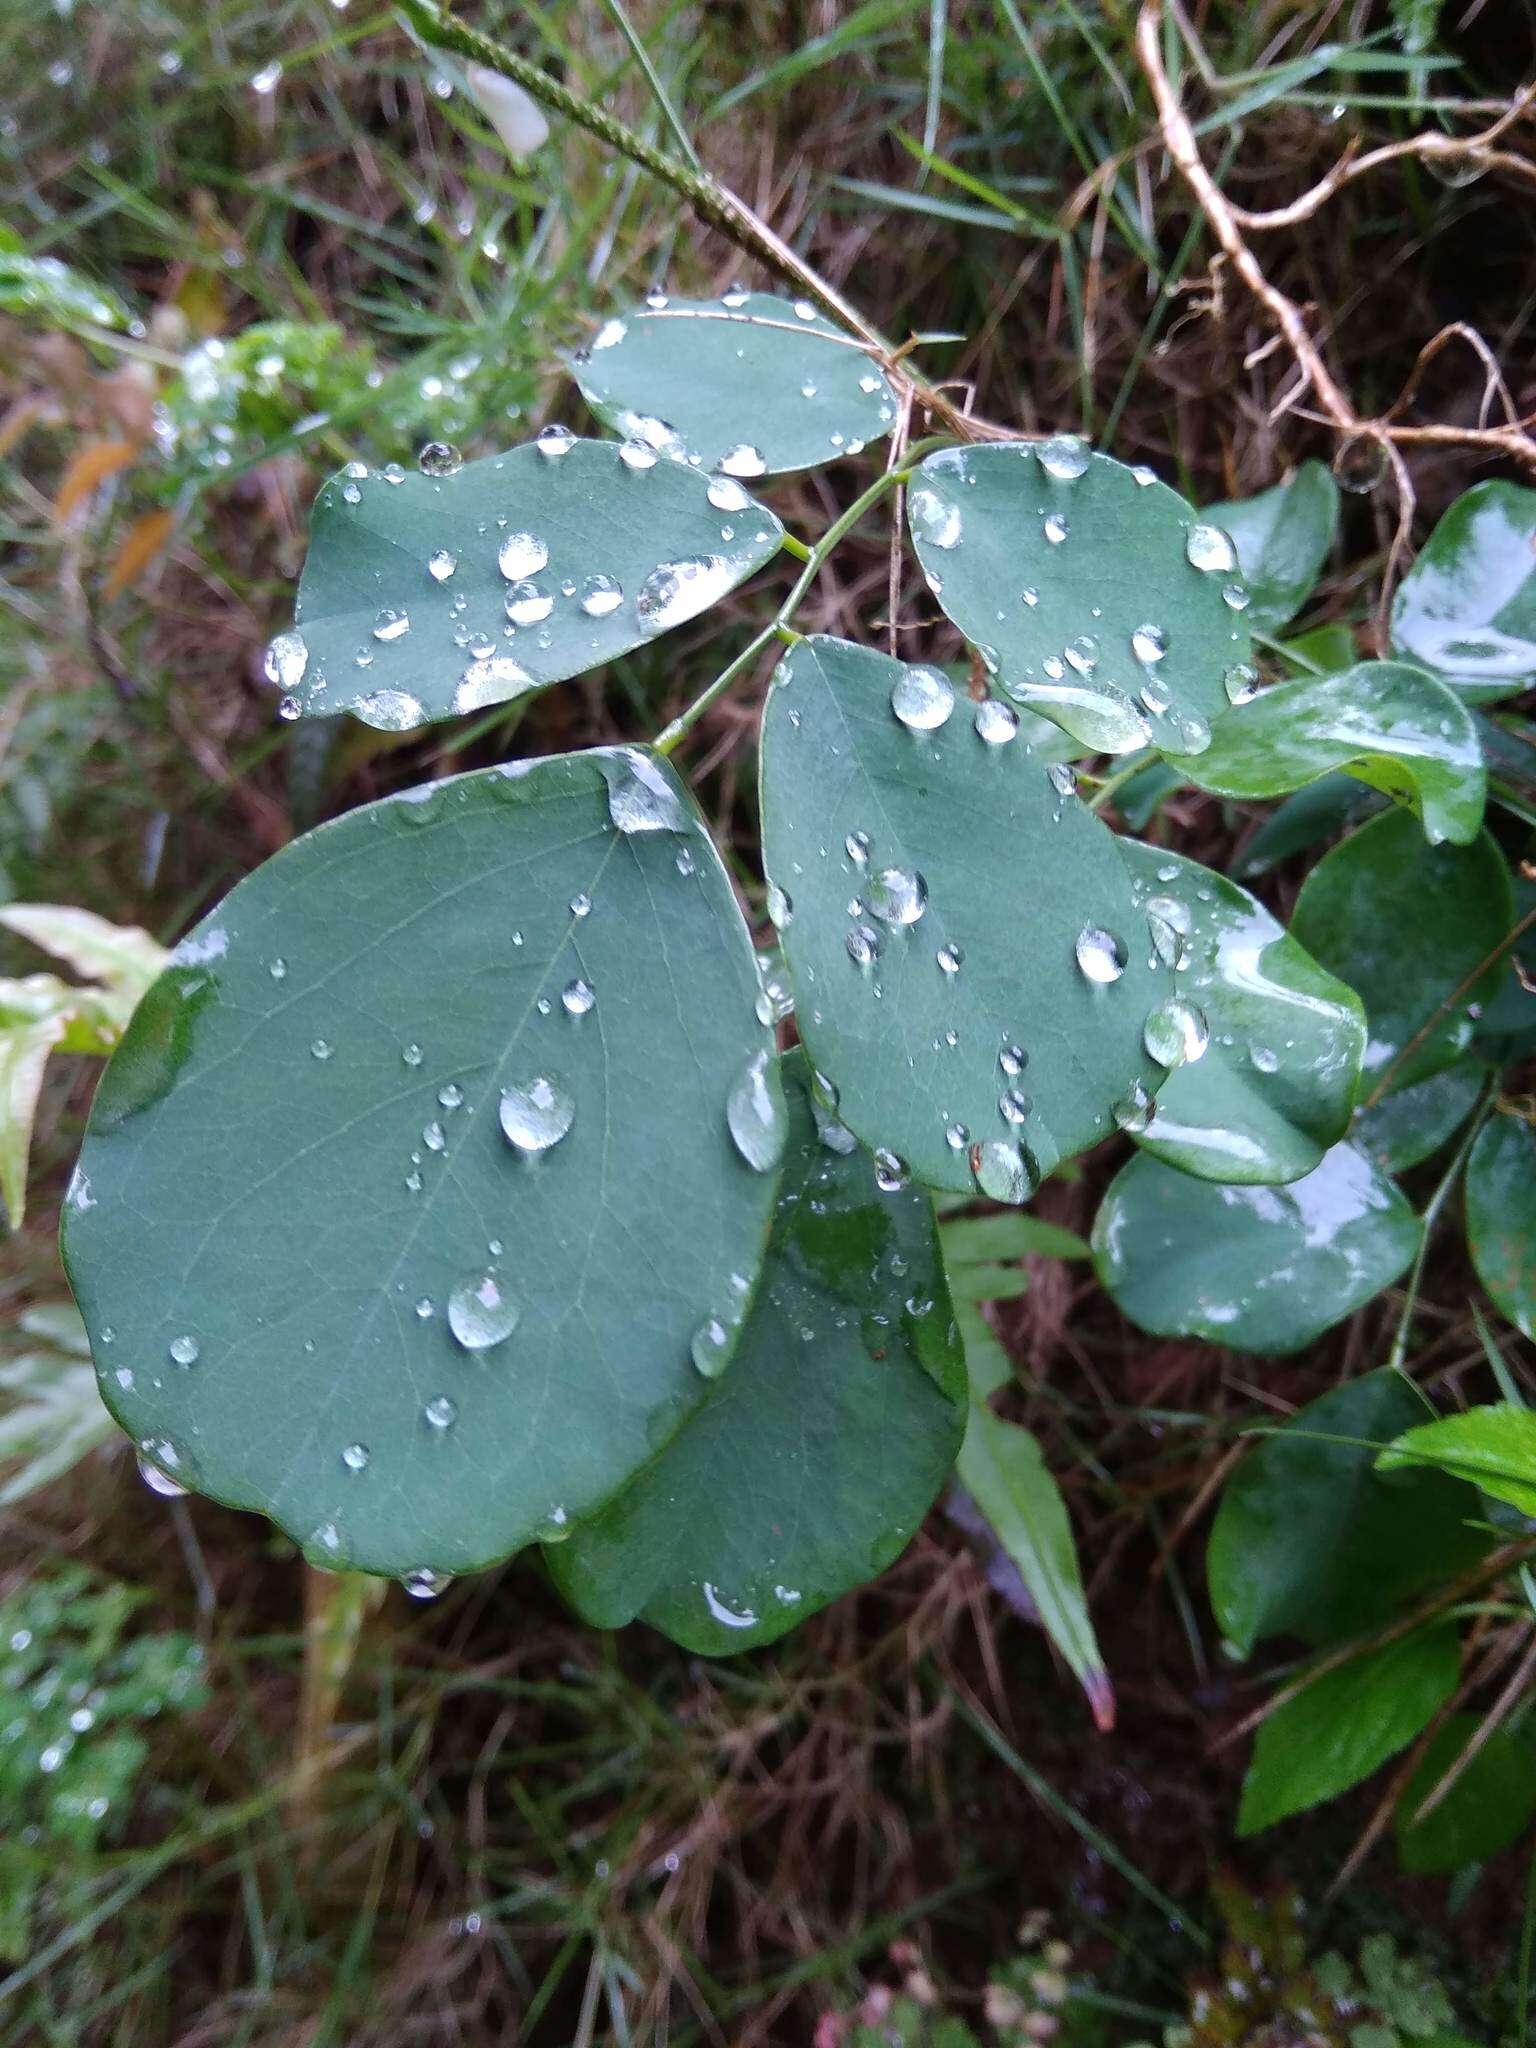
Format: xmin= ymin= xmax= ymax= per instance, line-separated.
xmin=1185 ymin=523 xmax=1237 ymax=575
xmin=635 ymin=555 xmax=734 ymax=636
xmin=727 ymin=1049 xmax=786 ymax=1172
xmin=1131 ymin=622 xmax=1167 ymax=664
xmin=402 ymin=1569 xmax=452 ymax=1599
xmin=535 ymin=423 xmax=575 ymax=459
xmin=910 ymin=485 xmax=962 ymax=549
xmin=263 ymin=629 xmax=308 ymax=691
xmin=972 ymin=1138 xmax=1038 ymax=1205
xmin=448 ymin=1272 xmax=520 ymax=1351
xmin=505 ymin=581 xmax=553 ymax=626
xmin=356 ymin=688 xmax=424 ymax=732
xmin=427 ymin=548 xmax=458 ymax=583
xmin=498 ymin=530 xmax=548 ymax=581
xmin=1038 ymin=434 xmax=1089 ymax=480
xmin=580 ymin=573 xmax=624 ymax=617
xmin=499 ymin=1074 xmax=575 ymax=1152
xmin=455 ymin=656 xmax=532 ymax=713
xmin=891 ymin=665 xmax=955 ymax=731
xmin=1144 ymin=997 xmax=1209 ymax=1068
xmin=137 ymin=1439 xmax=188 ymax=1498
xmin=720 ymin=443 xmax=766 ymax=479
xmin=605 ymin=748 xmax=684 ymax=833
xmin=561 ymin=978 xmax=595 ymax=1017
xmin=974 ymin=698 xmax=1018 ymax=745
xmin=418 ymin=440 xmax=462 ymax=477
xmin=1075 ymin=926 xmax=1128 ymax=983
xmin=691 ymin=1315 xmax=733 ymax=1378
xmin=866 ymin=866 xmax=927 ymax=927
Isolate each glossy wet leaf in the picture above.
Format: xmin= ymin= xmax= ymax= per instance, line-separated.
xmin=1465 ymin=1112 xmax=1536 ymax=1340
xmin=1351 ymin=1060 xmax=1485 ymax=1174
xmin=1377 ymin=1401 xmax=1536 ymax=1516
xmin=1207 ymin=1370 xmax=1489 ymax=1655
xmin=278 ymin=437 xmax=784 ymax=730
xmin=1395 ymin=1714 xmax=1536 ymax=1872
xmin=546 ymin=1054 xmax=965 ymax=1653
xmin=1118 ymin=841 xmax=1365 ymax=1185
xmin=1391 ymin=480 xmax=1536 ymax=702
xmin=1205 ymin=460 xmax=1338 ymax=634
xmin=1292 ymin=809 xmax=1514 ymax=1098
xmin=1092 ymin=1144 xmax=1420 ymax=1355
xmin=905 ymin=442 xmax=1252 ymax=756
xmin=62 ymin=751 xmax=782 ymax=1579
xmin=1168 ymin=661 xmax=1486 ymax=847
xmin=759 ymin=635 xmax=1170 ymax=1196
xmin=1237 ymin=1624 xmax=1460 ymax=1835
xmin=571 ymin=291 xmax=897 ymax=477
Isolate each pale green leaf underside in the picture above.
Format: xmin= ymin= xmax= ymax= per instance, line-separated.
xmin=572 ymin=291 xmax=898 ymax=476
xmin=1092 ymin=1143 xmax=1420 ymax=1354
xmin=62 ymin=751 xmax=780 ymax=1578
xmin=1205 ymin=460 xmax=1338 ymax=635
xmin=759 ymin=635 xmax=1171 ymax=1195
xmin=548 ymin=1055 xmax=965 ymax=1654
xmin=1292 ymin=810 xmax=1514 ymax=1099
xmin=1168 ymin=660 xmax=1486 ymax=847
xmin=906 ymin=442 xmax=1252 ymax=756
xmin=1118 ymin=840 xmax=1365 ymax=1187
xmin=1391 ymin=480 xmax=1536 ymax=702
xmin=1237 ymin=1625 xmax=1459 ymax=1835
xmin=281 ymin=437 xmax=784 ymax=730
xmin=1465 ymin=1112 xmax=1536 ymax=1341
xmin=1378 ymin=1401 xmax=1536 ymax=1516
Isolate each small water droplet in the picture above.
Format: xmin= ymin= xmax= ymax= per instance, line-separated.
xmin=498 ymin=530 xmax=548 ymax=581
xmin=423 ymin=1395 xmax=458 ymax=1430
xmin=999 ymin=1087 xmax=1032 ymax=1126
xmin=874 ymin=1149 xmax=909 ymax=1193
xmin=418 ymin=440 xmax=462 ymax=477
xmin=372 ymin=606 xmax=410 ymax=643
xmin=1038 ymin=434 xmax=1089 ymax=480
xmin=1047 ymin=762 xmax=1077 ymax=800
xmin=342 ymin=1442 xmax=370 ymax=1472
xmin=1131 ymin=622 xmax=1167 ymax=664
xmin=618 ymin=437 xmax=658 ymax=471
xmin=263 ymin=630 xmax=308 ymax=691
xmin=974 ymin=698 xmax=1018 ymax=745
xmin=766 ymin=881 xmax=793 ymax=930
xmin=846 ymin=922 xmax=881 ymax=967
xmin=635 ymin=554 xmax=735 ymax=635
xmin=1112 ymin=1080 xmax=1154 ymax=1133
xmin=137 ymin=1440 xmax=188 ymax=1498
xmin=605 ymin=748 xmax=684 ymax=833
xmin=1043 ymin=511 xmax=1069 ymax=545
xmin=579 ymin=572 xmax=624 ymax=617
xmin=505 ymin=580 xmax=553 ymax=626
xmin=891 ymin=665 xmax=955 ymax=731
xmin=1143 ymin=997 xmax=1210 ymax=1068
xmin=1334 ymin=433 xmax=1390 ymax=494
xmin=401 ymin=1569 xmax=452 ymax=1600
xmin=168 ymin=1334 xmax=199 ymax=1368
xmin=427 ymin=548 xmax=458 ymax=582
xmin=937 ymin=942 xmax=964 ymax=974
xmin=1221 ymin=581 xmax=1250 ymax=611
xmin=535 ymin=423 xmax=576 ymax=459
xmin=726 ymin=1049 xmax=786 ymax=1172
xmin=720 ymin=442 xmax=766 ymax=478
xmin=499 ymin=1074 xmax=575 ymax=1152
xmin=1223 ymin=662 xmax=1259 ymax=706
xmin=866 ymin=866 xmax=927 ymax=927
xmin=1075 ymin=926 xmax=1128 ymax=983
xmin=845 ymin=830 xmax=871 ymax=867
xmin=691 ymin=1315 xmax=732 ymax=1378
xmin=999 ymin=1043 xmax=1027 ymax=1077
xmin=311 ymin=1038 xmax=333 ymax=1061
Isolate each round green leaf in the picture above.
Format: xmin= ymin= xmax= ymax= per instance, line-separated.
xmin=547 ymin=1053 xmax=965 ymax=1653
xmin=1350 ymin=1059 xmax=1485 ymax=1174
xmin=1205 ymin=459 xmax=1338 ymax=634
xmin=1118 ymin=840 xmax=1365 ymax=1185
xmin=1291 ymin=810 xmax=1514 ymax=1098
xmin=61 ymin=751 xmax=783 ymax=1579
xmin=571 ymin=291 xmax=898 ymax=477
xmin=1396 ymin=1714 xmax=1536 ymax=1872
xmin=1168 ymin=660 xmax=1486 ymax=847
xmin=1465 ymin=1111 xmax=1536 ymax=1340
xmin=1092 ymin=1143 xmax=1420 ymax=1354
xmin=1391 ymin=480 xmax=1536 ymax=702
xmin=274 ymin=437 xmax=785 ymax=730
xmin=758 ymin=634 xmax=1171 ymax=1197
xmin=1207 ymin=1369 xmax=1489 ymax=1654
xmin=905 ymin=441 xmax=1252 ymax=756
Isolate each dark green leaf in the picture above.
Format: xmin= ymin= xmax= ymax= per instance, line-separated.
xmin=1391 ymin=481 xmax=1536 ymax=702
xmin=905 ymin=442 xmax=1252 ymax=755
xmin=1471 ymin=871 xmax=1536 ymax=1063
xmin=1093 ymin=1145 xmax=1420 ymax=1355
xmin=1168 ymin=661 xmax=1486 ymax=847
xmin=1118 ymin=841 xmax=1365 ymax=1185
xmin=1233 ymin=771 xmax=1384 ymax=879
xmin=1479 ymin=711 xmax=1536 ymax=824
xmin=1378 ymin=1402 xmax=1536 ymax=1515
xmin=1282 ymin=622 xmax=1358 ymax=674
xmin=62 ymin=751 xmax=783 ymax=1579
xmin=1466 ymin=1111 xmax=1536 ymax=1341
xmin=546 ymin=1053 xmax=965 ymax=1653
xmin=571 ymin=291 xmax=897 ymax=477
xmin=759 ymin=635 xmax=1171 ymax=1196
xmin=1237 ymin=1625 xmax=1460 ymax=1834
xmin=1395 ymin=1714 xmax=1536 ymax=1871
xmin=1205 ymin=460 xmax=1338 ymax=634
xmin=1350 ymin=1060 xmax=1485 ymax=1174
xmin=276 ymin=438 xmax=784 ymax=729
xmin=1207 ymin=1370 xmax=1489 ymax=1654
xmin=1291 ymin=810 xmax=1514 ymax=1097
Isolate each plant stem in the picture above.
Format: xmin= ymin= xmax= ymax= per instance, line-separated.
xmin=653 ymin=467 xmax=911 ymax=756
xmin=597 ymin=0 xmax=702 ymax=171
xmin=289 ymin=1568 xmax=385 ymax=1829
xmin=1086 ymin=757 xmax=1147 ymax=812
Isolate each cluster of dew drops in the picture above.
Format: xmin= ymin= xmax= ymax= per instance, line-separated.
xmin=905 ymin=433 xmax=1259 ymax=754
xmin=126 ymin=756 xmax=791 ymax=1595
xmin=260 ymin=421 xmax=775 ymax=729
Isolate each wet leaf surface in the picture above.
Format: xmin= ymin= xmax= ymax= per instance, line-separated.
xmin=1391 ymin=479 xmax=1536 ymax=702
xmin=1205 ymin=459 xmax=1337 ymax=634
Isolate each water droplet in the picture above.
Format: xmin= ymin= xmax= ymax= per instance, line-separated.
xmin=720 ymin=442 xmax=766 ymax=478
xmin=974 ymin=698 xmax=1018 ymax=745
xmin=342 ymin=1442 xmax=370 ymax=1472
xmin=691 ymin=1315 xmax=732 ymax=1378
xmin=403 ymin=1043 xmax=424 ymax=1067
xmin=168 ymin=1334 xmax=199 ymax=1368
xmin=498 ymin=531 xmax=548 ymax=581
xmin=535 ymin=423 xmax=576 ymax=459
xmin=428 ymin=548 xmax=458 ymax=582
xmin=569 ymin=891 xmax=591 ymax=920
xmin=1143 ymin=997 xmax=1210 ymax=1068
xmin=1047 ymin=762 xmax=1077 ymax=799
xmin=605 ymin=748 xmax=684 ymax=833
xmin=874 ymin=1149 xmax=909 ymax=1193
xmin=415 ymin=1297 xmax=434 ymax=1320
xmin=726 ymin=1049 xmax=786 ymax=1172
xmin=263 ymin=629 xmax=308 ymax=690
xmin=418 ymin=440 xmax=462 ymax=477
xmin=137 ymin=1440 xmax=188 ymax=1498
xmin=1113 ymin=1080 xmax=1154 ymax=1133
xmin=891 ymin=664 xmax=955 ymax=731
xmin=866 ymin=866 xmax=927 ymax=927
xmin=423 ymin=1395 xmax=458 ymax=1430
xmin=937 ymin=942 xmax=964 ymax=974
xmin=793 ymin=298 xmax=817 ymax=321
xmin=618 ymin=437 xmax=658 ymax=471
xmin=766 ymin=881 xmax=793 ymax=930
xmin=1185 ymin=523 xmax=1237 ymax=575
xmin=505 ymin=580 xmax=553 ymax=626
xmin=592 ymin=315 xmax=627 ymax=350
xmin=1043 ymin=511 xmax=1069 ymax=545
xmin=999 ymin=1087 xmax=1032 ymax=1126
xmin=455 ymin=656 xmax=532 ymax=713
xmin=579 ymin=572 xmax=624 ymax=617
xmin=635 ymin=554 xmax=734 ymax=635
xmin=910 ymin=484 xmax=962 ymax=550
xmin=372 ymin=607 xmax=410 ymax=643
xmin=999 ymin=1043 xmax=1027 ymax=1077
xmin=945 ymin=1122 xmax=970 ymax=1150
xmin=311 ymin=1038 xmax=333 ymax=1061
xmin=1334 ymin=433 xmax=1389 ymax=494
xmin=438 ymin=1082 xmax=464 ymax=1109
xmin=1075 ymin=926 xmax=1127 ymax=983
xmin=846 ymin=923 xmax=881 ymax=967
xmin=356 ymin=688 xmax=424 ymax=731
xmin=1250 ymin=1043 xmax=1280 ymax=1074
xmin=1038 ymin=434 xmax=1089 ymax=480
xmin=1131 ymin=622 xmax=1167 ymax=664
xmin=1221 ymin=582 xmax=1249 ymax=612
xmin=402 ymin=1569 xmax=451 ymax=1600
xmin=422 ymin=1120 xmax=446 ymax=1153
xmin=845 ymin=830 xmax=871 ymax=867
xmin=1064 ymin=635 xmax=1099 ymax=674
xmin=1223 ymin=662 xmax=1259 ymax=706
xmin=498 ymin=1074 xmax=574 ymax=1157
xmin=447 ymin=1270 xmax=520 ymax=1353
xmin=972 ymin=1138 xmax=1037 ymax=1205
xmin=250 ymin=60 xmax=282 ymax=95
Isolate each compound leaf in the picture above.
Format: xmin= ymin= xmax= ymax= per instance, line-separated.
xmin=1168 ymin=661 xmax=1486 ymax=847
xmin=1238 ymin=1624 xmax=1460 ymax=1835
xmin=1391 ymin=481 xmax=1536 ymax=702
xmin=1206 ymin=460 xmax=1338 ymax=633
xmin=905 ymin=441 xmax=1252 ymax=756
xmin=1092 ymin=1144 xmax=1420 ymax=1354
xmin=759 ymin=634 xmax=1170 ymax=1197
xmin=62 ymin=751 xmax=783 ymax=1580
xmin=1208 ymin=1370 xmax=1489 ymax=1654
xmin=1465 ymin=1111 xmax=1536 ymax=1340
xmin=273 ymin=437 xmax=784 ymax=730
xmin=571 ymin=290 xmax=898 ymax=477
xmin=1292 ymin=810 xmax=1514 ymax=1099
xmin=547 ymin=1053 xmax=965 ymax=1653
xmin=1118 ymin=840 xmax=1365 ymax=1185
xmin=1378 ymin=1402 xmax=1536 ymax=1516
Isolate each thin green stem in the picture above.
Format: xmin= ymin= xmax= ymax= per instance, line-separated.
xmin=1086 ymin=757 xmax=1148 ymax=812
xmin=1252 ymin=625 xmax=1324 ymax=674
xmin=597 ymin=0 xmax=702 ymax=171
xmin=652 ymin=467 xmax=911 ymax=755
xmin=1386 ymin=1078 xmax=1500 ymax=1374
xmin=778 ymin=532 xmax=814 ymax=563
